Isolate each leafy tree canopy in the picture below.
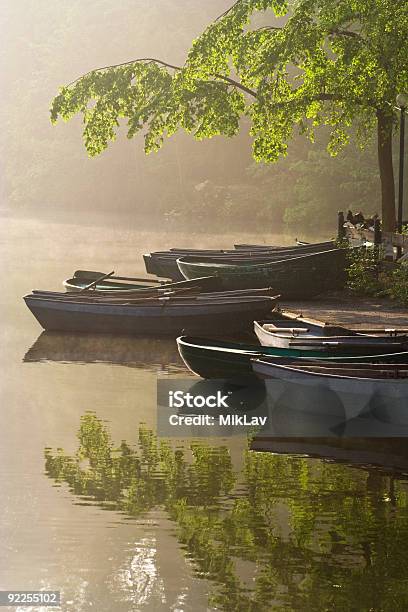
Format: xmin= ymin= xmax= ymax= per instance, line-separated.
xmin=51 ymin=0 xmax=408 ymax=159
xmin=51 ymin=0 xmax=408 ymax=230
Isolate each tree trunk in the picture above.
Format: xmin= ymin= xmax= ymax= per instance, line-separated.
xmin=377 ymin=109 xmax=396 ymax=232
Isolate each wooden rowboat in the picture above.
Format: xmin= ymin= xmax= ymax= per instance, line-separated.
xmin=176 ymin=335 xmax=408 ymax=380
xmin=63 ymin=271 xmax=220 ymax=293
xmin=254 ymin=319 xmax=408 ymax=350
xmin=23 ymin=294 xmax=277 ymax=336
xmin=144 ymin=241 xmax=339 ymax=279
xmin=177 ymin=249 xmax=348 ymax=297
xmin=251 ymin=357 xmax=408 ymax=425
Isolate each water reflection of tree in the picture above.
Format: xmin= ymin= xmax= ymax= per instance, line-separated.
xmin=45 ymin=413 xmax=408 ymax=611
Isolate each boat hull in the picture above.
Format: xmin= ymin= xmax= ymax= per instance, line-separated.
xmin=252 ymin=359 xmax=408 ymax=425
xmin=177 ymin=336 xmax=408 ymax=380
xmin=144 ymin=241 xmax=339 ymax=280
xmin=177 ymin=249 xmax=348 ymax=298
xmin=254 ymin=320 xmax=408 ymax=350
xmin=24 ymin=296 xmax=275 ymax=336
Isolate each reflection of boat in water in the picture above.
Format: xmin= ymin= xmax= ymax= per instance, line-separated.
xmin=251 ymin=436 xmax=408 ymax=475
xmin=23 ymin=331 xmax=186 ymax=373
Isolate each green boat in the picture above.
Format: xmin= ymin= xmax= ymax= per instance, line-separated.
xmin=63 ymin=270 xmax=221 ymax=293
xmin=176 ymin=336 xmax=408 ymax=380
xmin=176 ymin=249 xmax=348 ymax=298
xmin=144 ymin=240 xmax=337 ymax=280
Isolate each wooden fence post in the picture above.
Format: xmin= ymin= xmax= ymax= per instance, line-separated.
xmin=337 ymin=211 xmax=345 ymax=241
xmin=373 ymin=218 xmax=382 ymax=267
xmin=374 ymin=218 xmax=382 ymax=247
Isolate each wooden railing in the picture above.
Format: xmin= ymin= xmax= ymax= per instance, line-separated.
xmin=337 ymin=211 xmax=408 ymax=259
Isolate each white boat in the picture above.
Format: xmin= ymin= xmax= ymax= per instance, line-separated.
xmin=253 ymin=320 xmax=408 ymax=351
xmin=252 ymin=358 xmax=408 ymax=425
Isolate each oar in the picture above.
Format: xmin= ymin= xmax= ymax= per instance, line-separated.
xmin=345 ymin=328 xmax=408 ymax=335
xmin=31 ymin=285 xmax=200 ymax=298
xmin=289 ymin=340 xmax=407 ymax=348
xmin=80 ymin=271 xmax=115 ymax=292
xmin=111 ymin=275 xmax=163 ymax=283
xmin=74 ymin=270 xmax=163 ymax=284
xmin=28 ymin=286 xmax=201 ymax=303
xmin=263 ymin=327 xmax=310 ymax=334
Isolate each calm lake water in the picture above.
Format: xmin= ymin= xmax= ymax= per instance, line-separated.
xmin=1 ymin=216 xmax=408 ymax=611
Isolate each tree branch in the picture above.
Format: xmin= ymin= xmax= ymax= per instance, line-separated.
xmin=66 ymin=57 xmax=258 ymax=98
xmin=66 ymin=58 xmax=182 ymax=87
xmin=329 ymin=28 xmax=366 ymax=43
xmin=215 ymin=0 xmax=241 ymax=22
xmin=252 ymin=26 xmax=283 ymax=32
xmin=214 ymin=74 xmax=257 ymax=97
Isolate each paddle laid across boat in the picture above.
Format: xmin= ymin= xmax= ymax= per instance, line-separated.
xmin=63 ymin=271 xmax=221 ymax=293
xmin=36 ymin=286 xmax=279 ymax=303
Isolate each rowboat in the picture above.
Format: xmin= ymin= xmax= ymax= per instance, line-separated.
xmin=145 ymin=243 xmax=340 ymax=280
xmin=254 ymin=319 xmax=408 ymax=350
xmin=144 ymin=241 xmax=339 ymax=279
xmin=252 ymin=357 xmax=408 ymax=425
xmin=144 ymin=254 xmax=271 ymax=282
xmin=176 ymin=335 xmax=408 ymax=380
xmin=23 ymin=294 xmax=277 ymax=336
xmin=177 ymin=249 xmax=348 ymax=297
xmin=63 ymin=271 xmax=220 ymax=293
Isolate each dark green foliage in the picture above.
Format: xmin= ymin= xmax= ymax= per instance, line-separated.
xmin=346 ymin=246 xmax=408 ymax=306
xmin=346 ymin=246 xmax=381 ymax=295
xmin=388 ymin=265 xmax=408 ymax=306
